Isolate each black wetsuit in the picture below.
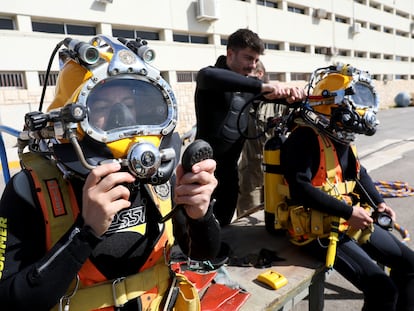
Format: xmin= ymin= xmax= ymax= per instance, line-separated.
xmin=195 ymin=55 xmax=262 ymax=226
xmin=281 ymin=126 xmax=414 ymax=311
xmin=0 ymin=169 xmax=220 ymax=310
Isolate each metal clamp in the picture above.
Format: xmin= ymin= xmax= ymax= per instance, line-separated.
xmin=112 ymin=277 xmax=126 ymax=308
xmin=59 ymin=274 xmax=80 ymax=311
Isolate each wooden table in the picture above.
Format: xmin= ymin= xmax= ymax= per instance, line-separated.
xmin=221 ymin=211 xmax=326 ymax=311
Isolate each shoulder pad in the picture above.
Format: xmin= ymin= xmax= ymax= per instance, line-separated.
xmin=13 ymin=171 xmax=35 ymax=207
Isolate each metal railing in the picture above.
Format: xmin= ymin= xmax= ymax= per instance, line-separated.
xmin=0 ymin=125 xmax=21 ymax=184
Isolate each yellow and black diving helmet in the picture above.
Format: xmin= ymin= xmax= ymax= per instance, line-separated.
xmin=303 ymin=63 xmax=379 ymax=143
xmin=26 ymin=35 xmax=179 ymax=184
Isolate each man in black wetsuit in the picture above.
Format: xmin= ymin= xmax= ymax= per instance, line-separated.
xmin=281 ymin=64 xmax=414 ymax=310
xmin=0 ymin=35 xmax=220 ymax=311
xmin=195 ymin=28 xmax=304 ymax=226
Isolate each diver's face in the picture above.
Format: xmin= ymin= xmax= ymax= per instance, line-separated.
xmin=227 ymin=47 xmax=260 ymax=76
xmin=89 ymin=85 xmax=137 ymax=130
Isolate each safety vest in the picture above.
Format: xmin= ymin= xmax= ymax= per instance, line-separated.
xmin=20 ymin=152 xmax=200 ymax=311
xmin=275 ymin=127 xmax=360 ymax=245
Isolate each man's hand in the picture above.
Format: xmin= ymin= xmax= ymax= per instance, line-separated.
xmin=347 ymin=205 xmax=374 ymax=230
xmin=82 ymin=162 xmax=135 ymax=236
xmin=261 ymin=82 xmax=305 ymax=103
xmin=377 ymin=202 xmax=396 ymax=222
xmin=174 ymin=159 xmax=217 ymax=220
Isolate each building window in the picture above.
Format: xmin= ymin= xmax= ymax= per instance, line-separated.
xmin=335 ymin=16 xmax=349 ymax=24
xmin=173 ymin=33 xmax=209 ymax=44
xmin=369 ymin=23 xmax=380 ymax=31
xmin=32 ymin=21 xmax=64 ymax=34
xmin=67 ymin=24 xmax=96 ymax=36
xmin=112 ymin=29 xmax=134 ymax=38
xmin=315 ymin=47 xmax=325 ymax=55
xmin=289 ymin=44 xmax=306 ymax=53
xmin=268 ymin=72 xmax=284 ymax=82
xmin=338 ymin=49 xmax=349 ymax=56
xmin=383 ymin=6 xmax=393 ymax=14
xmin=396 ymin=10 xmax=409 ymax=18
xmin=112 ymin=28 xmax=160 ymax=40
xmin=369 ymin=1 xmax=380 ymax=9
xmin=136 ymin=30 xmax=159 ymax=40
xmin=288 ymin=5 xmax=305 ymax=15
xmin=395 ymin=74 xmax=408 ymax=80
xmin=395 ymin=55 xmax=408 ymax=62
xmin=190 ymin=35 xmax=209 ymax=44
xmin=173 ymin=34 xmax=189 ymax=43
xmin=0 ymin=72 xmax=25 ymax=88
xmin=314 ymin=46 xmax=340 ymax=56
xmin=264 ymin=42 xmax=280 ymax=50
xmin=257 ymin=0 xmax=279 ymax=8
xmin=396 ymin=30 xmax=408 ymax=37
xmin=291 ymin=72 xmax=309 ymax=81
xmin=355 ymin=51 xmax=366 ymax=58
xmin=32 ymin=21 xmax=96 ymax=35
xmin=177 ymin=71 xmax=198 ymax=82
xmin=39 ymin=71 xmax=59 ymax=86
xmin=0 ymin=17 xmax=14 ymax=30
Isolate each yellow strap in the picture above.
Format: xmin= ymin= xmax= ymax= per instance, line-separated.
xmin=278 ymin=180 xmax=356 ymax=200
xmin=319 ymin=180 xmax=356 ymax=196
xmin=145 ymin=184 xmax=175 ymax=245
xmin=59 ymin=263 xmax=171 ymax=311
xmin=277 ymin=183 xmax=290 ymax=198
xmin=318 ymin=134 xmax=338 ymax=181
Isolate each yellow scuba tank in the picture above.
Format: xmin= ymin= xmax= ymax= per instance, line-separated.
xmin=263 ymin=135 xmax=286 ymax=235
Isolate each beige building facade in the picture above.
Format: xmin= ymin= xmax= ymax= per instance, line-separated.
xmin=0 ymin=0 xmax=414 ymax=161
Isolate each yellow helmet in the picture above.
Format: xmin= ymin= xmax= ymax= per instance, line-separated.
xmin=311 ymin=72 xmax=352 ymax=115
xmin=303 ymin=64 xmax=379 ymax=143
xmin=27 ymin=35 xmax=179 ymax=183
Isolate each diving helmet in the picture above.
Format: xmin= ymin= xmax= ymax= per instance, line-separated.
xmin=303 ymin=63 xmax=379 ymax=144
xmin=23 ymin=35 xmax=180 ymax=184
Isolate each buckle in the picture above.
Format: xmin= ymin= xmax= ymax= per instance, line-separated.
xmin=59 ymin=274 xmax=79 ymax=311
xmin=112 ymin=277 xmax=126 ymax=308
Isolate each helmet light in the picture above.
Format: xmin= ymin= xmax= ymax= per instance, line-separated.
xmin=138 ymin=45 xmax=156 ymax=63
xmin=63 ymin=38 xmax=100 ymax=65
